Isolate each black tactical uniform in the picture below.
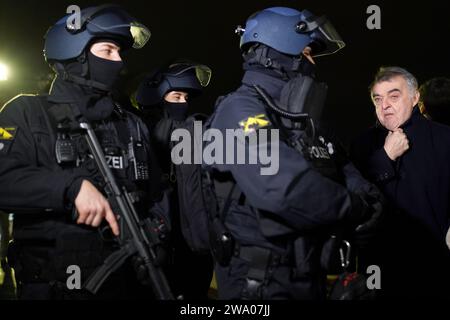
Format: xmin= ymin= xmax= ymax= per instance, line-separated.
xmin=136 ymin=62 xmax=214 ymax=299
xmin=203 ymin=7 xmax=383 ymax=300
xmin=0 ymin=5 xmax=160 ymax=299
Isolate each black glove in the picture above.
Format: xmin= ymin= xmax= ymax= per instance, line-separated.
xmin=131 ymin=245 xmax=170 ymax=286
xmin=347 ymin=192 xmax=371 ymax=226
xmin=352 ymin=194 xmax=385 ymax=248
xmin=131 ymin=255 xmax=151 ymax=286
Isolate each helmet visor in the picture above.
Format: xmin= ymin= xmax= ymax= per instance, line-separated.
xmin=88 ymin=20 xmax=151 ymax=49
xmin=312 ymin=19 xmax=345 ymax=57
xmin=167 ymin=63 xmax=212 ymax=87
xmin=130 ymin=22 xmax=151 ymax=49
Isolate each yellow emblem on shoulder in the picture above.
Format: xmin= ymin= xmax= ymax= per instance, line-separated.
xmin=0 ymin=127 xmax=17 ymax=140
xmin=238 ymin=114 xmax=270 ymax=134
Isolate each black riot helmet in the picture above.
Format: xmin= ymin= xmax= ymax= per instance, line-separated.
xmin=238 ymin=7 xmax=345 ymax=58
xmin=239 ymin=7 xmax=345 ymax=123
xmin=136 ymin=61 xmax=212 ymax=107
xmin=44 ymin=4 xmax=150 ymax=91
xmin=237 ymin=7 xmax=345 ymax=79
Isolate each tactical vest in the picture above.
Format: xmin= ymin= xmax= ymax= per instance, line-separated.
xmin=47 ymin=101 xmax=152 ymax=209
xmin=205 ymin=90 xmax=350 ymax=269
xmin=8 ymin=96 xmax=153 ymax=285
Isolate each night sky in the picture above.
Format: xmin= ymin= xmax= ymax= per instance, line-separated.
xmin=1 ymin=0 xmax=449 ymax=146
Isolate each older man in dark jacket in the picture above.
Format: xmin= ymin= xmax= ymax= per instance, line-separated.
xmin=351 ymin=66 xmax=450 ymax=299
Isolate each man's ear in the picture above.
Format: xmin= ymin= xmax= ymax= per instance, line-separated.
xmin=413 ymin=91 xmax=420 ymax=106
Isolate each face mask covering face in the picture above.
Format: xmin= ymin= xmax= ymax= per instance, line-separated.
xmin=88 ymin=51 xmax=124 ymax=90
xmin=163 ymin=101 xmax=189 ymax=121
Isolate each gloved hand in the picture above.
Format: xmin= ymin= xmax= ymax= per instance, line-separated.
xmin=131 ymin=255 xmax=151 ymax=286
xmin=352 ymin=193 xmax=385 ymax=248
xmin=347 ymin=192 xmax=371 ymax=227
xmin=131 ymin=245 xmax=170 ymax=286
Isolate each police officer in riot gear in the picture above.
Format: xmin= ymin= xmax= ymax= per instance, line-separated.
xmin=204 ymin=7 xmax=383 ymax=299
xmin=136 ymin=61 xmax=214 ymax=299
xmin=0 ymin=5 xmax=165 ymax=299
xmin=136 ymin=61 xmax=212 ymax=155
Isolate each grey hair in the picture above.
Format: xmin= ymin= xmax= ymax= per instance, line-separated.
xmin=369 ymin=66 xmax=418 ymax=97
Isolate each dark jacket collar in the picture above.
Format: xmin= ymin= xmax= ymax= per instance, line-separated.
xmin=47 ymin=75 xmax=103 ymax=104
xmin=400 ymin=106 xmax=422 ymax=130
xmin=241 ymin=70 xmax=287 ymax=101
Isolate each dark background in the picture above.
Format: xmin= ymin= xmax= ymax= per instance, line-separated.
xmin=0 ymin=0 xmax=449 ymax=145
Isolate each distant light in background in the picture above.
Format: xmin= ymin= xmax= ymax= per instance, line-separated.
xmin=0 ymin=63 xmax=9 ymax=81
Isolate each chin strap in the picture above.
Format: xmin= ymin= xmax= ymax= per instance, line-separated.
xmin=53 ymin=53 xmax=111 ymax=93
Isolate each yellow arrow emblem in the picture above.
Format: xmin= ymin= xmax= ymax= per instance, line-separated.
xmin=0 ymin=127 xmax=16 ymax=140
xmin=239 ymin=114 xmax=270 ymax=134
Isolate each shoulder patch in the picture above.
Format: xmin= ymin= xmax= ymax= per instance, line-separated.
xmin=238 ymin=114 xmax=271 ymax=134
xmin=0 ymin=127 xmax=17 ymax=140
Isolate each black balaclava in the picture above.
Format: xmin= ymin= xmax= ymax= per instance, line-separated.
xmin=50 ymin=45 xmax=124 ymax=121
xmin=243 ymin=44 xmax=328 ymax=126
xmin=163 ymin=101 xmax=189 ymax=121
xmin=87 ymin=51 xmax=124 ymax=90
xmin=151 ymin=100 xmax=189 ymax=148
xmin=243 ymin=44 xmax=316 ymax=80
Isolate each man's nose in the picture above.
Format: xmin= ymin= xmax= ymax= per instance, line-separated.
xmin=113 ymin=53 xmax=122 ymax=62
xmin=382 ymin=98 xmax=391 ymax=110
